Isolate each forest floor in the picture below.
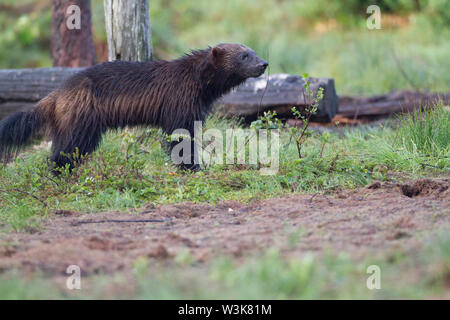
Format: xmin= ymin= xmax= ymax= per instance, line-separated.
xmin=0 ymin=105 xmax=449 ymax=299
xmin=0 ymin=178 xmax=448 ymax=298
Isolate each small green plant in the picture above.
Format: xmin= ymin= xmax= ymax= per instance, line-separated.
xmin=250 ymin=110 xmax=284 ymax=130
xmin=252 ymin=73 xmax=325 ymax=159
xmin=319 ymin=131 xmax=330 ymax=158
xmin=290 ymin=73 xmax=324 ymax=158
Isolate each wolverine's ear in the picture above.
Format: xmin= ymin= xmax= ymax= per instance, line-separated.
xmin=211 ymin=46 xmax=224 ymax=60
xmin=201 ymin=46 xmax=224 ymax=80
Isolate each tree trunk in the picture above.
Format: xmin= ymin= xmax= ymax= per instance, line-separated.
xmin=51 ymin=0 xmax=97 ymax=67
xmin=104 ymin=0 xmax=153 ymax=62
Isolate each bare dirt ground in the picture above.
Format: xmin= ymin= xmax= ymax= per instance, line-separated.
xmin=0 ymin=178 xmax=448 ymax=278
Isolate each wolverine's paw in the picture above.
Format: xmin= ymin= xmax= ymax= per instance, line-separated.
xmin=179 ymin=163 xmax=202 ymax=173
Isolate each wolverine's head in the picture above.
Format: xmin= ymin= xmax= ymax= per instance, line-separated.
xmin=208 ymin=43 xmax=268 ymax=79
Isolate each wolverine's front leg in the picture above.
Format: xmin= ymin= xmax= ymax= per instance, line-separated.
xmin=178 ymin=139 xmax=201 ymax=172
xmin=165 ymin=124 xmax=201 ymax=172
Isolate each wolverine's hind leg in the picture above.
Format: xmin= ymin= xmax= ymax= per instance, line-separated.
xmin=49 ymin=120 xmax=104 ymax=173
xmin=50 ymin=137 xmax=74 ymax=172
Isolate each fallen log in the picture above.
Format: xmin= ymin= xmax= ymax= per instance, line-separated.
xmin=338 ymin=91 xmax=450 ymax=119
xmin=216 ymin=74 xmax=339 ymax=122
xmin=0 ymin=67 xmax=82 ymax=118
xmin=0 ymin=67 xmax=83 ymax=101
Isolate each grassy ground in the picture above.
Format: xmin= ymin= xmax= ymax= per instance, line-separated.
xmin=1 ymin=232 xmax=449 ymax=299
xmin=130 ymin=233 xmax=450 ymax=299
xmin=0 ymin=0 xmax=449 ymax=300
xmin=0 ymin=90 xmax=448 ymax=301
xmin=1 ymin=104 xmax=448 ymax=233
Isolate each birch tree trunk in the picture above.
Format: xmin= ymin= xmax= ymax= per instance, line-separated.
xmin=104 ymin=0 xmax=153 ymax=62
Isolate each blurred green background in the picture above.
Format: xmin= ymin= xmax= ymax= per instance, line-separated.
xmin=0 ymin=0 xmax=449 ymax=95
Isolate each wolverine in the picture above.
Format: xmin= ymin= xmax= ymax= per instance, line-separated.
xmin=0 ymin=44 xmax=268 ymax=172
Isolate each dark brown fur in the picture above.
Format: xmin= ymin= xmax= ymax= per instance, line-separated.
xmin=0 ymin=43 xmax=267 ymax=171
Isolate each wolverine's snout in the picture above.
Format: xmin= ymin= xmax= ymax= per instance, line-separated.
xmin=258 ymin=60 xmax=268 ymax=71
xmin=252 ymin=58 xmax=268 ymax=77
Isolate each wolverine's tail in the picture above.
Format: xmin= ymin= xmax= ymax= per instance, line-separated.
xmin=0 ymin=106 xmax=46 ymax=162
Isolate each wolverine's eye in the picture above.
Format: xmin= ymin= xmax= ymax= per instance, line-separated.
xmin=242 ymin=53 xmax=249 ymax=60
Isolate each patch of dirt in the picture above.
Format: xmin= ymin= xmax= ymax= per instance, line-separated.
xmin=400 ymin=179 xmax=448 ymax=198
xmin=0 ymin=178 xmax=448 ymax=277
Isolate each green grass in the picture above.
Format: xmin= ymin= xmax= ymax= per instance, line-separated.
xmin=0 ymin=271 xmax=62 ymax=300
xmin=131 ymin=232 xmax=450 ymax=299
xmin=0 ymin=104 xmax=449 ymax=232
xmin=397 ymin=103 xmax=450 ymax=158
xmin=0 ymin=232 xmax=448 ymax=299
